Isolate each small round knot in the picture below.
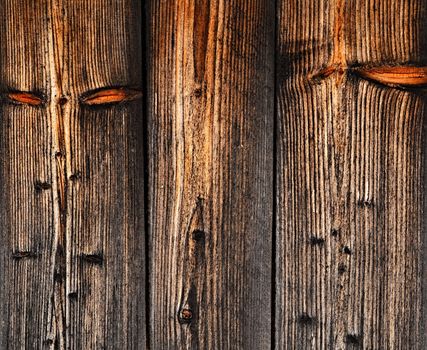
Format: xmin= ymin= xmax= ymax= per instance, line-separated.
xmin=178 ymin=308 xmax=193 ymax=324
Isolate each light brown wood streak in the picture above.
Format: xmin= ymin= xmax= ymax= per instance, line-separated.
xmin=0 ymin=0 xmax=145 ymax=348
xmin=147 ymin=0 xmax=274 ymax=348
xmin=277 ymin=0 xmax=426 ymax=349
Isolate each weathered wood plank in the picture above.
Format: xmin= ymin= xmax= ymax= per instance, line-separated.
xmin=146 ymin=0 xmax=274 ymax=348
xmin=0 ymin=1 xmax=145 ymax=348
xmin=276 ymin=0 xmax=426 ymax=348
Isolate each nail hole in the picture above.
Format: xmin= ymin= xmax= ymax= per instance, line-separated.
xmin=178 ymin=308 xmax=193 ymax=324
xmin=193 ymin=88 xmax=203 ymax=97
xmin=68 ymin=292 xmax=78 ymax=300
xmin=58 ymin=97 xmax=68 ymax=105
xmin=297 ymin=313 xmax=315 ymax=325
xmin=338 ymin=263 xmax=347 ymax=274
xmin=54 ymin=270 xmax=63 ymax=282
xmin=192 ymin=229 xmax=205 ymax=242
xmin=69 ymin=172 xmax=81 ymax=181
xmin=43 ymin=339 xmax=54 ymax=346
xmin=346 ymin=333 xmax=362 ymax=346
xmin=331 ymin=228 xmax=340 ymax=237
xmin=34 ymin=180 xmax=51 ymax=193
xmin=309 ymin=236 xmax=325 ymax=246
xmin=342 ymin=246 xmax=352 ymax=255
xmin=80 ymin=253 xmax=103 ymax=265
xmin=356 ymin=199 xmax=374 ymax=208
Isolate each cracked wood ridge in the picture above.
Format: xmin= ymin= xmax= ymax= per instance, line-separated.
xmin=277 ymin=0 xmax=426 ymax=349
xmin=0 ymin=0 xmax=145 ymax=348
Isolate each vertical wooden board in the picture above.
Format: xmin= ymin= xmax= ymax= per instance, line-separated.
xmin=0 ymin=2 xmax=55 ymax=348
xmin=0 ymin=0 xmax=145 ymax=348
xmin=147 ymin=0 xmax=274 ymax=348
xmin=62 ymin=1 xmax=145 ymax=348
xmin=276 ymin=0 xmax=427 ymax=349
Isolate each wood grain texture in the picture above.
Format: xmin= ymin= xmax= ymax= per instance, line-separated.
xmin=0 ymin=0 xmax=145 ymax=348
xmin=146 ymin=0 xmax=274 ymax=348
xmin=276 ymin=0 xmax=427 ymax=349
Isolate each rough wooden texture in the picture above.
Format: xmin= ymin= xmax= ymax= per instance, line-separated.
xmin=276 ymin=0 xmax=427 ymax=349
xmin=146 ymin=0 xmax=274 ymax=348
xmin=0 ymin=0 xmax=145 ymax=348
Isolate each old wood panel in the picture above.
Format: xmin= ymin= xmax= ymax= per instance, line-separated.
xmin=146 ymin=0 xmax=274 ymax=348
xmin=0 ymin=0 xmax=145 ymax=348
xmin=276 ymin=0 xmax=427 ymax=348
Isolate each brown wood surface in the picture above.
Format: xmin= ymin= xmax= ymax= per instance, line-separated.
xmin=0 ymin=0 xmax=426 ymax=349
xmin=146 ymin=0 xmax=274 ymax=348
xmin=276 ymin=0 xmax=427 ymax=349
xmin=0 ymin=0 xmax=145 ymax=348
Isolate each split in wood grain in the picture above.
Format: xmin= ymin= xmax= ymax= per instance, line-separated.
xmin=80 ymin=87 xmax=143 ymax=106
xmin=354 ymin=66 xmax=427 ymax=88
xmin=6 ymin=91 xmax=44 ymax=106
xmin=310 ymin=64 xmax=344 ymax=82
xmin=177 ymin=199 xmax=206 ymax=328
xmin=311 ymin=65 xmax=427 ymax=89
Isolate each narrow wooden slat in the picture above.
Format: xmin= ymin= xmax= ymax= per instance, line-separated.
xmin=0 ymin=1 xmax=145 ymax=348
xmin=276 ymin=0 xmax=426 ymax=348
xmin=146 ymin=0 xmax=274 ymax=348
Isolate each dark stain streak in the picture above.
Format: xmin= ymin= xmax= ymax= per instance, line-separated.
xmin=85 ymin=155 xmax=91 ymax=180
xmin=193 ymin=0 xmax=210 ymax=83
xmin=80 ymin=253 xmax=104 ymax=265
xmin=11 ymin=250 xmax=39 ymax=260
xmin=53 ymin=270 xmax=63 ymax=282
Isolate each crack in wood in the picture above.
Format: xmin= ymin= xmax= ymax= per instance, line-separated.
xmin=6 ymin=91 xmax=44 ymax=106
xmin=80 ymin=87 xmax=143 ymax=106
xmin=354 ymin=66 xmax=427 ymax=88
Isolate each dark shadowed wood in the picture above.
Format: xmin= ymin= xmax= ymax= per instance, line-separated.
xmin=146 ymin=0 xmax=274 ymax=348
xmin=0 ymin=0 xmax=145 ymax=348
xmin=276 ymin=0 xmax=427 ymax=348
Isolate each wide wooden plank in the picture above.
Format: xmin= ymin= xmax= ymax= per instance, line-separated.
xmin=276 ymin=0 xmax=426 ymax=348
xmin=146 ymin=0 xmax=274 ymax=348
xmin=0 ymin=1 xmax=145 ymax=348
